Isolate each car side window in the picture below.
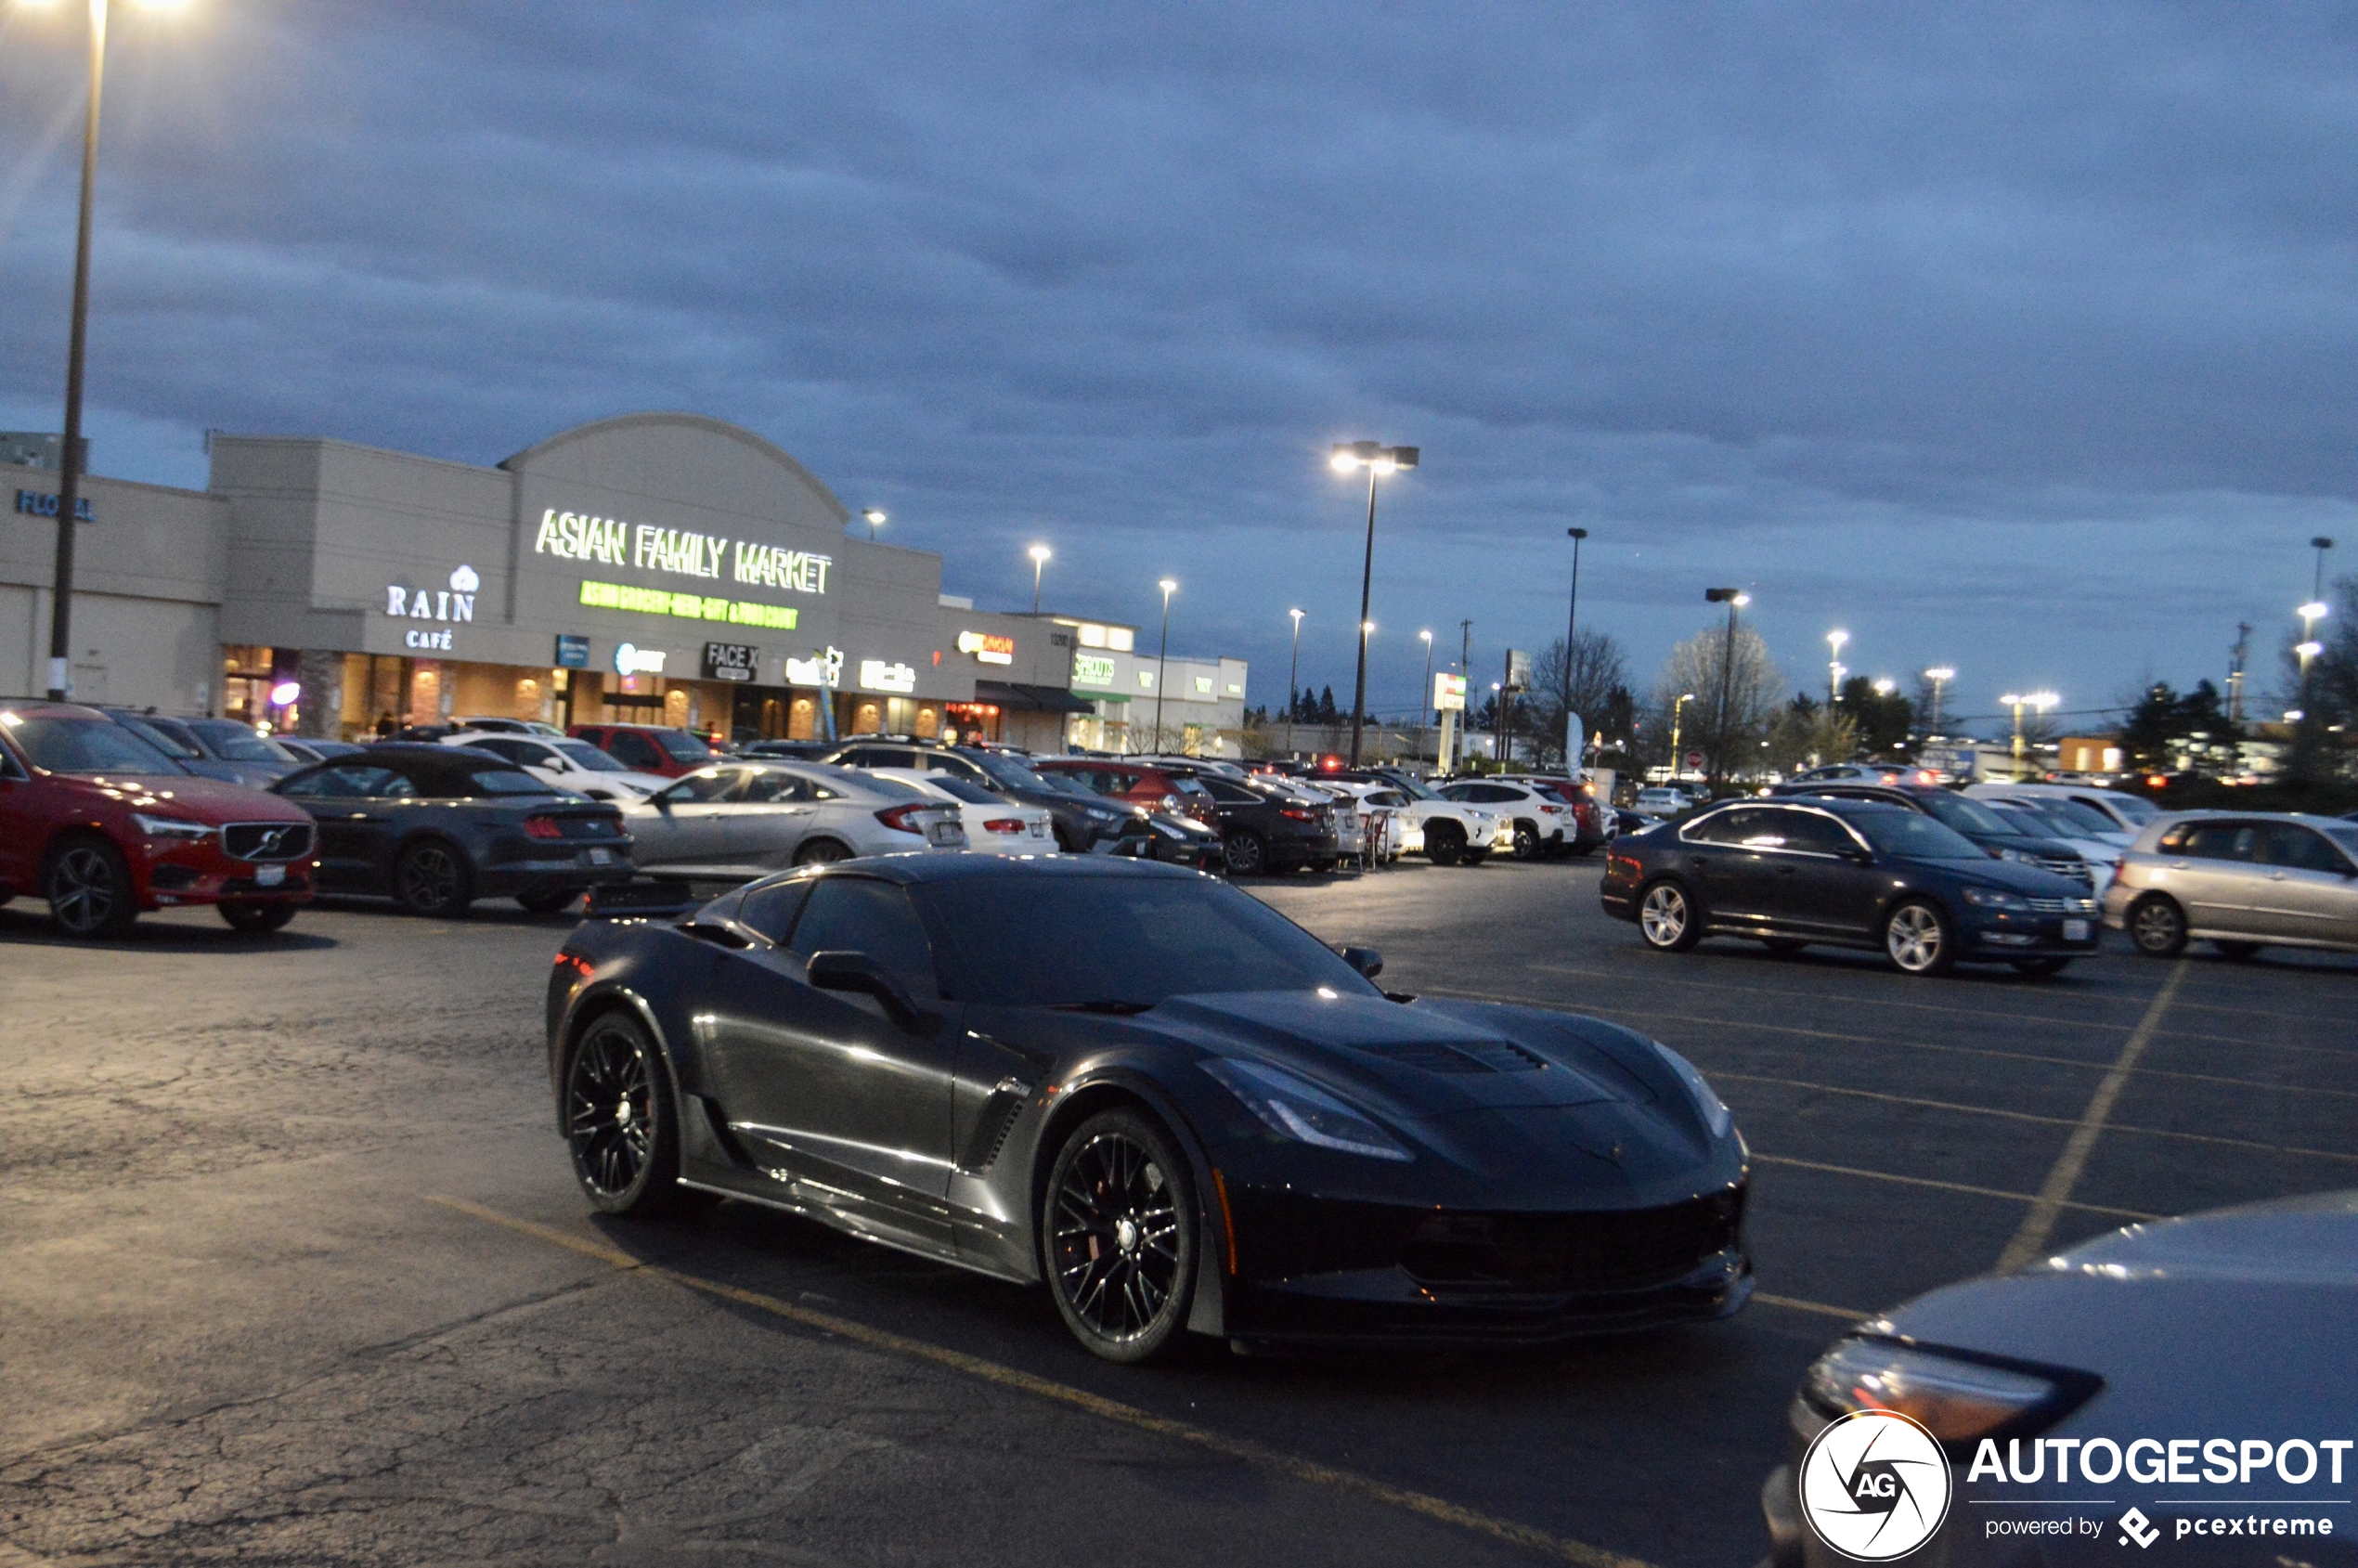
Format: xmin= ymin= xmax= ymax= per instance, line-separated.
xmin=468 ymin=738 xmax=533 ymax=764
xmin=2263 ymin=823 xmax=2350 ymax=875
xmin=1684 ymin=808 xmax=1767 ymax=845
xmin=657 ymin=768 xmax=746 ymax=805
xmin=2179 ymin=822 xmax=2259 ymax=861
xmin=286 ymin=763 xmax=397 ymax=797
xmin=923 ymin=753 xmax=986 ymax=781
xmin=369 ymin=771 xmax=420 ymax=799
xmin=738 ymin=879 xmax=813 ymax=944
xmin=1779 ymin=812 xmax=1859 ymax=856
xmin=740 ymin=771 xmax=810 ymax=804
xmin=785 ymin=879 xmax=938 ymax=991
xmin=608 ymin=731 xmax=665 ymax=771
xmin=1202 ymin=777 xmax=1256 ymax=804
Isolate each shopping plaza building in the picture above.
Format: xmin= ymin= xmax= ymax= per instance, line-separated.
xmin=0 ymin=412 xmax=1248 ymax=755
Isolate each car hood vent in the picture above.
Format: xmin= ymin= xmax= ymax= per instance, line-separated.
xmin=1354 ymin=1040 xmax=1547 ymax=1074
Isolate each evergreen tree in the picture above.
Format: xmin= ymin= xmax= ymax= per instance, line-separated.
xmin=1316 ymin=685 xmax=1339 ymax=724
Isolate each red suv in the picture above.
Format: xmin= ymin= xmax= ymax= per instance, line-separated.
xmin=566 ymin=722 xmax=722 ymax=779
xmin=0 ymin=702 xmax=318 ymax=938
xmin=1030 ymin=758 xmax=1219 ymax=825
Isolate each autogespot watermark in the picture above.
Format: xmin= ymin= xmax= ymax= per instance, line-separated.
xmin=1800 ymin=1410 xmax=1954 ymax=1561
xmin=1961 ymin=1435 xmax=2350 ymax=1553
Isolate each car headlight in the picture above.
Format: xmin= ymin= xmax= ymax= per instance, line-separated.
xmin=133 ymin=812 xmax=214 ymax=842
xmin=1652 ymin=1041 xmax=1733 ymax=1138
xmin=1801 ymin=1337 xmax=2098 ymax=1444
xmin=1961 ymin=885 xmax=2029 ymax=911
xmin=1084 ymin=807 xmax=1121 ymax=823
xmin=1200 ymin=1058 xmax=1412 ymax=1161
xmin=1994 ymin=846 xmax=2031 ymax=864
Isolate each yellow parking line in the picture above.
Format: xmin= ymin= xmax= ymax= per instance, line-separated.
xmin=1704 ymin=1069 xmax=2358 ymax=1164
xmin=1751 ymin=1291 xmax=1871 ymax=1322
xmin=1995 ymin=963 xmax=2188 ymax=1272
xmin=1751 ymin=1153 xmax=2161 ymax=1221
xmin=429 ymin=1197 xmax=1656 ymax=1568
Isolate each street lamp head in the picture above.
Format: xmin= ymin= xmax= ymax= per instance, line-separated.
xmin=1568 ymin=526 xmax=1588 ymax=540
xmin=1704 ymin=587 xmax=1739 ymax=603
xmin=1289 ymin=607 xmax=1303 ymax=624
xmin=2028 ymin=691 xmax=2059 ymax=710
xmin=2286 ymin=708 xmax=2306 ymax=721
xmin=1872 ymin=678 xmax=1896 ymax=695
xmin=1028 ymin=543 xmax=1051 ymax=564
xmin=1681 ymin=692 xmax=1697 ymax=701
xmin=2297 ymin=641 xmax=2326 ymax=658
xmin=862 ymin=507 xmax=886 ymax=530
xmin=1361 ymin=620 xmax=1376 ymax=635
xmin=2300 ymin=601 xmax=2330 ymax=620
xmin=1925 ymin=667 xmax=1954 ymax=681
xmin=2313 ymin=537 xmax=2336 ymax=551
xmin=1419 ymin=628 xmax=1432 ymax=642
xmin=1329 ymin=441 xmax=1418 ymax=474
xmin=1158 ymin=577 xmax=1178 ymax=596
xmin=1827 ymin=629 xmax=1848 ymax=652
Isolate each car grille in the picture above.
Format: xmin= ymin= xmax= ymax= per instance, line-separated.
xmin=222 ymin=822 xmax=315 ymax=862
xmin=2036 ymin=856 xmax=2091 ymax=882
xmin=2027 ymin=897 xmax=2099 ymax=914
xmin=1399 ymin=1192 xmax=1744 ymax=1295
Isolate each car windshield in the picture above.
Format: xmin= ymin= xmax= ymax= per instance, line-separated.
xmin=855 ymin=774 xmax=926 ymax=799
xmin=2041 ymin=800 xmax=2120 ymax=834
xmin=1383 ymin=773 xmax=1443 ymax=801
xmin=470 ymin=769 xmax=554 ymax=796
xmin=926 ymin=776 xmax=1002 ymax=805
xmin=110 ymin=714 xmax=201 ymax=759
xmin=552 ymin=740 xmax=628 ymax=772
xmin=6 ymin=715 xmax=183 ymax=774
xmin=1852 ymin=810 xmax=1985 ymax=860
xmin=2322 ymin=824 xmax=2358 ymax=859
xmin=188 ymin=719 xmax=299 ymax=763
xmin=656 ymin=730 xmax=717 ymax=761
xmin=921 ymin=875 xmax=1380 ymax=1007
xmin=2093 ymin=792 xmax=2159 ymax=823
xmin=1913 ymin=792 xmax=2015 ymax=836
xmin=966 ymin=752 xmax=1047 ymax=791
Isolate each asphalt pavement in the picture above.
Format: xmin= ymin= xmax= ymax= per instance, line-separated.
xmin=5 ymin=856 xmax=2352 ymax=1567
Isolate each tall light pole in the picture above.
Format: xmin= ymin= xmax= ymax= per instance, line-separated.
xmin=2313 ymin=536 xmax=2337 ymax=603
xmin=1153 ymin=577 xmax=1177 ymax=753
xmin=1329 ymin=441 xmax=1419 ymax=765
xmin=2000 ymin=690 xmax=2059 ymax=780
xmin=1924 ymin=667 xmax=1955 ymax=734
xmin=1704 ymin=589 xmax=1750 ymax=790
xmin=1668 ymin=692 xmax=1697 ymax=783
xmin=862 ymin=507 xmax=887 ymax=542
xmin=1455 ymin=618 xmax=1472 ymax=773
xmin=1825 ymin=629 xmax=1848 ymax=706
xmin=1028 ymin=543 xmax=1051 ymax=614
xmin=1419 ymin=628 xmax=1434 ymax=764
xmin=1283 ymin=607 xmax=1304 ymax=757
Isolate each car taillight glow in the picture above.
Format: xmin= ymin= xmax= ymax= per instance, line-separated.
xmin=1540 ymin=803 xmax=1565 ymax=813
xmin=875 ymin=804 xmax=931 ymax=834
xmin=983 ymin=818 xmax=1026 ymax=833
xmin=1280 ymin=806 xmax=1318 ymax=822
xmin=524 ymin=815 xmax=564 ymax=840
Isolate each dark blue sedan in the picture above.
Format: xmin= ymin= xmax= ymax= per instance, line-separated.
xmin=1600 ymin=796 xmax=2100 ymax=976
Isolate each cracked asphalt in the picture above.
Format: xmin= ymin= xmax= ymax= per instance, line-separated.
xmin=5 ymin=857 xmax=2352 ymax=1566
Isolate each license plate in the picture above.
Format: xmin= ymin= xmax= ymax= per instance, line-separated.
xmin=930 ymin=825 xmax=961 ymax=845
xmin=2064 ymin=918 xmax=2090 ymax=940
xmin=1030 ymin=821 xmax=1046 ymax=836
xmin=253 ymin=862 xmax=286 ymax=887
xmin=586 ymin=848 xmax=613 ymax=865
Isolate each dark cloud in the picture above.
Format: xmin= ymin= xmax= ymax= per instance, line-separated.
xmin=3 ymin=1 xmax=2353 ymax=723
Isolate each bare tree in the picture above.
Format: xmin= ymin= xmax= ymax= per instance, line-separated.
xmin=1652 ymin=623 xmax=1783 ymax=784
xmin=1532 ymin=629 xmax=1631 ymax=768
xmin=1768 ymin=695 xmax=1859 ymax=776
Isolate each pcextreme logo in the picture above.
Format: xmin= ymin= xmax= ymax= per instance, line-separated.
xmin=1799 ymin=1410 xmax=1954 ymax=1562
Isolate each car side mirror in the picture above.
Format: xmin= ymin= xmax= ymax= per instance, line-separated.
xmin=807 ymin=949 xmax=929 ymax=1031
xmin=651 ymin=792 xmax=672 ymax=813
xmin=1845 ymin=848 xmax=1875 ymax=864
xmin=1339 ymin=944 xmax=1384 ymax=979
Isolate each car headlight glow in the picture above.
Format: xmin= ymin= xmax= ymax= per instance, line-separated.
xmin=1200 ymin=1057 xmax=1412 ymax=1161
xmin=1801 ymin=1336 xmax=2096 ymax=1445
xmin=1961 ymin=885 xmax=2029 ymax=911
xmin=1651 ymin=1041 xmax=1733 ymax=1138
xmin=133 ymin=812 xmax=214 ymax=842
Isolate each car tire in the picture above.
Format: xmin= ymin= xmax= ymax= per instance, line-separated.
xmin=2210 ymin=940 xmax=2261 ymax=961
xmin=394 ymin=839 xmax=473 ymax=918
xmin=45 ymin=837 xmax=137 ymax=940
xmin=794 ymin=837 xmax=853 ymax=867
xmin=1762 ymin=937 xmax=1808 ymax=954
xmin=2128 ymin=894 xmax=2188 ymax=958
xmin=1638 ymin=878 xmax=1703 ymax=952
xmin=218 ymin=900 xmax=297 ymax=935
xmin=1224 ymin=830 xmax=1268 ymax=875
xmin=2010 ymin=956 xmax=2072 ymax=977
xmin=1883 ymin=900 xmax=1955 ymax=977
xmin=1510 ymin=823 xmax=1540 ymax=861
xmin=516 ymin=887 xmax=580 ymax=915
xmin=1425 ymin=823 xmax=1465 ymax=866
xmin=1042 ymin=1108 xmax=1198 ymax=1365
xmin=1462 ymin=849 xmax=1491 ymax=865
xmin=564 ymin=1012 xmax=689 ymax=1217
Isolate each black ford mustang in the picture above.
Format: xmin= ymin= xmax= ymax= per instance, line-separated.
xmin=548 ymin=855 xmax=1750 ymax=1361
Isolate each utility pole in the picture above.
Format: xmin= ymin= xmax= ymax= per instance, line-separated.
xmin=46 ymin=0 xmax=110 ymax=698
xmin=2227 ymin=622 xmax=2251 ymax=724
xmin=1457 ymin=619 xmax=1472 ymax=773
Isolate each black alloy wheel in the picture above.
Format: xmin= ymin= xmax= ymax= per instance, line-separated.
xmin=2009 ymin=955 xmax=2072 ymax=977
xmin=1883 ymin=899 xmax=1956 ymax=977
xmin=394 ymin=840 xmax=473 ymax=918
xmin=218 ymin=900 xmax=297 ymax=935
xmin=1043 ymin=1109 xmax=1198 ymax=1364
xmin=1425 ymin=823 xmax=1465 ymax=866
xmin=2210 ymin=940 xmax=2262 ymax=961
xmin=564 ymin=1014 xmax=685 ymax=1216
xmin=1510 ymin=823 xmax=1540 ymax=861
xmin=1223 ymin=830 xmax=1268 ymax=876
xmin=45 ymin=839 xmax=136 ymax=940
xmin=2128 ymin=894 xmax=2188 ymax=958
xmin=516 ymin=887 xmax=579 ymax=915
xmin=1638 ymin=879 xmax=1703 ymax=952
xmin=795 ymin=837 xmax=852 ymax=866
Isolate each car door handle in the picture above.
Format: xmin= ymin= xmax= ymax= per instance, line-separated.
xmin=2270 ymin=872 xmax=2288 ymax=881
xmin=2171 ymin=862 xmax=2191 ymax=870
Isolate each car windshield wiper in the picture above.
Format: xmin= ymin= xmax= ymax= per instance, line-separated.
xmin=1046 ymin=999 xmax=1157 ymax=1015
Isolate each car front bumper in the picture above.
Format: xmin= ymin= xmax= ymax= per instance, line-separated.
xmin=1958 ymin=907 xmax=2102 ymax=955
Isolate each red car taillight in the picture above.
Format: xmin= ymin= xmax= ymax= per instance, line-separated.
xmin=983 ymin=818 xmax=1026 ymax=833
xmin=875 ymin=804 xmax=931 ymax=834
xmin=524 ymin=815 xmax=564 ymax=840
xmin=1279 ymin=806 xmax=1319 ymax=822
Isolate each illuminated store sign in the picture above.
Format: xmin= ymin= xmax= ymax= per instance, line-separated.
xmin=535 ymin=509 xmax=831 ymax=594
xmin=14 ymin=489 xmax=95 ymax=523
xmin=703 ymin=642 xmax=758 ymax=681
xmin=784 ymin=647 xmax=845 ymax=688
xmin=386 ymin=565 xmax=477 ymax=651
xmin=578 ymin=579 xmax=798 ymax=630
xmin=1072 ymin=652 xmax=1118 ymax=689
xmin=955 ymin=629 xmax=1015 ymax=666
xmin=614 ymin=642 xmax=667 ymax=676
xmin=859 ymin=658 xmax=917 ymax=694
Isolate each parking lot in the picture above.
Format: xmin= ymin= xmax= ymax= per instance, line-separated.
xmin=6 ymin=857 xmax=2354 ymax=1568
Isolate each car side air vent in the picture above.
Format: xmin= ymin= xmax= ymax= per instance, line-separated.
xmin=1359 ymin=1041 xmax=1547 ymax=1074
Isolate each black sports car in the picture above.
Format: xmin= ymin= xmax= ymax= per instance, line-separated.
xmin=273 ymin=744 xmax=632 ymax=916
xmin=548 ymin=855 xmax=1751 ymax=1361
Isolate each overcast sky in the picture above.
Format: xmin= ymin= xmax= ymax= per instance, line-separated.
xmin=4 ymin=3 xmax=2353 ymax=732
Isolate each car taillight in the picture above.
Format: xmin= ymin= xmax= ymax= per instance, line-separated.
xmin=1280 ymin=806 xmax=1318 ymax=822
xmin=1540 ymin=803 xmax=1565 ymax=813
xmin=984 ymin=818 xmax=1026 ymax=833
xmin=524 ymin=815 xmax=564 ymax=840
xmin=875 ymin=804 xmax=930 ymax=834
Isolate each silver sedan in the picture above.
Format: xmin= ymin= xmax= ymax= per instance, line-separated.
xmin=2104 ymin=810 xmax=2358 ymax=958
xmin=620 ymin=762 xmax=965 ymax=878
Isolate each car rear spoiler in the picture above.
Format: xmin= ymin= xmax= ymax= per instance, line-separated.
xmin=582 ymin=878 xmax=706 ymax=919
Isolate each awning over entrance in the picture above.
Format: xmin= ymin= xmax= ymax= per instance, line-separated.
xmin=975 ymin=680 xmax=1100 ymax=714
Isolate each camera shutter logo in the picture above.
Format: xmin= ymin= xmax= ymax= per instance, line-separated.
xmin=1798 ymin=1410 xmax=1953 ymax=1561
